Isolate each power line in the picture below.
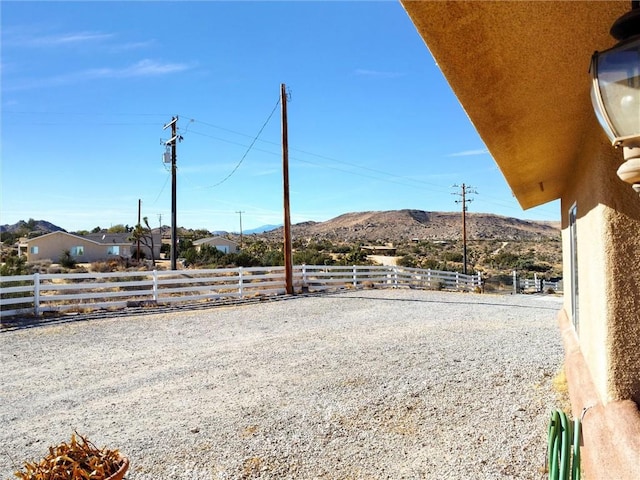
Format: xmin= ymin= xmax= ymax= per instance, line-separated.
xmin=194 ymin=98 xmax=280 ymax=189
xmin=6 ymin=109 xmax=558 ymax=218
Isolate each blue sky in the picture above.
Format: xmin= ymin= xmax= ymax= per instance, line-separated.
xmin=1 ymin=1 xmax=560 ymax=233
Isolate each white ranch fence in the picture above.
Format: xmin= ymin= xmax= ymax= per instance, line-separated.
xmin=513 ymin=271 xmax=563 ymax=294
xmin=1 ymin=265 xmax=482 ymax=319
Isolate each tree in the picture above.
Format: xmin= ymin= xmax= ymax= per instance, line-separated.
xmin=130 ymin=217 xmax=156 ymax=266
xmin=0 ymin=255 xmax=28 ymax=276
xmin=107 ymin=224 xmax=131 ymax=234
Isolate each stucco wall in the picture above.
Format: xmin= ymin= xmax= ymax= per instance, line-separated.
xmin=27 ymin=232 xmax=132 ymax=264
xmin=562 ymin=133 xmax=640 ymax=404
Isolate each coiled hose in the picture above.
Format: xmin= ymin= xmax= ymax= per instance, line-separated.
xmin=547 ymin=409 xmax=581 ymax=480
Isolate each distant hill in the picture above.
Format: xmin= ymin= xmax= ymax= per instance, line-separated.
xmin=244 ymin=224 xmax=281 ymax=235
xmin=260 ymin=210 xmax=560 ymax=243
xmin=1 ymin=210 xmax=561 ymax=244
xmin=0 ymin=219 xmax=66 ymax=235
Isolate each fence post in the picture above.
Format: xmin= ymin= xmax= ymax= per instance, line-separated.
xmin=393 ymin=267 xmax=398 ymax=288
xmin=152 ymin=270 xmax=158 ymax=302
xmin=353 ymin=265 xmax=357 ymax=288
xmin=238 ymin=267 xmax=244 ymax=298
xmin=427 ymin=269 xmax=431 ymax=289
xmin=477 ymin=272 xmax=482 ymax=291
xmin=455 ymin=271 xmax=459 ymax=290
xmin=302 ymin=264 xmax=307 ymax=288
xmin=513 ymin=270 xmax=518 ymax=294
xmin=33 ymin=272 xmax=40 ymax=317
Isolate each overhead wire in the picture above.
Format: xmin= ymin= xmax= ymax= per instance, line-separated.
xmin=6 ymin=109 xmax=559 ymax=219
xmin=176 ymin=113 xmax=559 ymax=217
xmin=183 ymin=98 xmax=281 ymax=190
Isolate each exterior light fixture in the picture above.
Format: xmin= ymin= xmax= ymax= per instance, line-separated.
xmin=590 ymin=1 xmax=640 ymax=194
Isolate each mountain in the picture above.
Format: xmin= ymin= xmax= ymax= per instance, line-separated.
xmin=1 ymin=210 xmax=561 ymax=244
xmin=0 ymin=219 xmax=66 ymax=235
xmin=260 ymin=210 xmax=560 ymax=243
xmin=244 ymin=224 xmax=281 ymax=235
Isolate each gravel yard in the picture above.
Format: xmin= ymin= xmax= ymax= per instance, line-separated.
xmin=1 ymin=289 xmax=564 ymax=479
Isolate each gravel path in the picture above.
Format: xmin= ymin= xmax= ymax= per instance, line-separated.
xmin=1 ymin=289 xmax=564 ymax=479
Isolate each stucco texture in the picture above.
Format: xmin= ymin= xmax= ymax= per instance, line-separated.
xmin=401 ymin=0 xmax=627 ymax=209
xmin=562 ymin=132 xmax=640 ymax=404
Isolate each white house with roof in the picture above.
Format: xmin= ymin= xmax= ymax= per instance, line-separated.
xmin=192 ymin=236 xmax=239 ymax=254
xmin=22 ymin=231 xmax=161 ymax=263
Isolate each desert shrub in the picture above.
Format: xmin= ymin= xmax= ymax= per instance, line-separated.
xmin=397 ymin=255 xmax=417 ymax=268
xmin=27 ymin=260 xmax=52 ymax=274
xmin=91 ymin=261 xmax=112 ymax=273
xmin=261 ymin=250 xmax=284 ymax=266
xmin=59 ymin=250 xmax=77 ymax=269
xmin=293 ymin=249 xmax=333 ymax=266
xmin=421 ymin=258 xmax=441 ymax=270
xmin=443 ymin=251 xmax=463 ymax=262
xmin=0 ymin=255 xmax=28 ymax=276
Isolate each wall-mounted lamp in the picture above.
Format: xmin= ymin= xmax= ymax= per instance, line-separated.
xmin=590 ymin=1 xmax=640 ymax=194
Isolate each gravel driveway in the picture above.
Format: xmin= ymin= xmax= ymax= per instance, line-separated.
xmin=1 ymin=289 xmax=563 ymax=479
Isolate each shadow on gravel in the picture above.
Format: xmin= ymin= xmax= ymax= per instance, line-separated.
xmin=1 ymin=289 xmax=560 ymax=333
xmin=331 ymin=294 xmax=562 ymax=311
xmin=0 ymin=291 xmax=326 ymax=333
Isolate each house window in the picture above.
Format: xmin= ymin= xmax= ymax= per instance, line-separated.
xmin=569 ymin=203 xmax=579 ymax=333
xmin=30 ymin=246 xmax=39 ymax=254
xmin=107 ymin=245 xmax=120 ymax=255
xmin=70 ymin=246 xmax=84 ymax=257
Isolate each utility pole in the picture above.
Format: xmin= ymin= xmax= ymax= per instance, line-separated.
xmin=158 ymin=214 xmax=163 ymax=259
xmin=236 ymin=210 xmax=245 ymax=250
xmin=452 ymin=183 xmax=477 ymax=275
xmin=137 ymin=199 xmax=142 ymax=261
xmin=163 ymin=116 xmax=181 ymax=270
xmin=281 ymin=83 xmax=293 ymax=295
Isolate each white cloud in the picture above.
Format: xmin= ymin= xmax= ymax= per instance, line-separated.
xmin=97 ymin=59 xmax=193 ymax=78
xmin=6 ymin=30 xmax=115 ymax=47
xmin=4 ymin=59 xmax=193 ymax=91
xmin=447 ymin=149 xmax=489 ymax=157
xmin=353 ymin=68 xmax=404 ymax=79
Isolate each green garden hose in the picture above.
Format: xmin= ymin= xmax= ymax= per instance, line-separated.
xmin=547 ymin=409 xmax=581 ymax=480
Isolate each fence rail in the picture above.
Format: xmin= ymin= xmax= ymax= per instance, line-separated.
xmin=0 ymin=265 xmax=488 ymax=319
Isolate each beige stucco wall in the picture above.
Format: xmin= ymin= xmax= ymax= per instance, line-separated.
xmin=195 ymin=238 xmax=239 ymax=254
xmin=562 ymin=133 xmax=640 ymax=405
xmin=27 ymin=232 xmax=132 ymax=264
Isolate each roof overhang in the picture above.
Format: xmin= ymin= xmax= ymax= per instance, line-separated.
xmin=401 ymin=1 xmax=628 ymax=209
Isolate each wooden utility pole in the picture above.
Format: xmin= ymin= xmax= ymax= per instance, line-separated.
xmin=137 ymin=199 xmax=142 ymax=261
xmin=281 ymin=83 xmax=293 ymax=295
xmin=236 ymin=210 xmax=245 ymax=249
xmin=453 ymin=183 xmax=476 ymax=275
xmin=163 ymin=116 xmax=179 ymax=270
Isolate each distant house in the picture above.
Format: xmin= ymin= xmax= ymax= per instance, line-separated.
xmin=22 ymin=231 xmax=161 ymax=263
xmin=192 ymin=236 xmax=239 ymax=254
xmin=360 ymin=245 xmax=397 ymax=256
xmin=84 ymin=232 xmax=161 ymax=261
